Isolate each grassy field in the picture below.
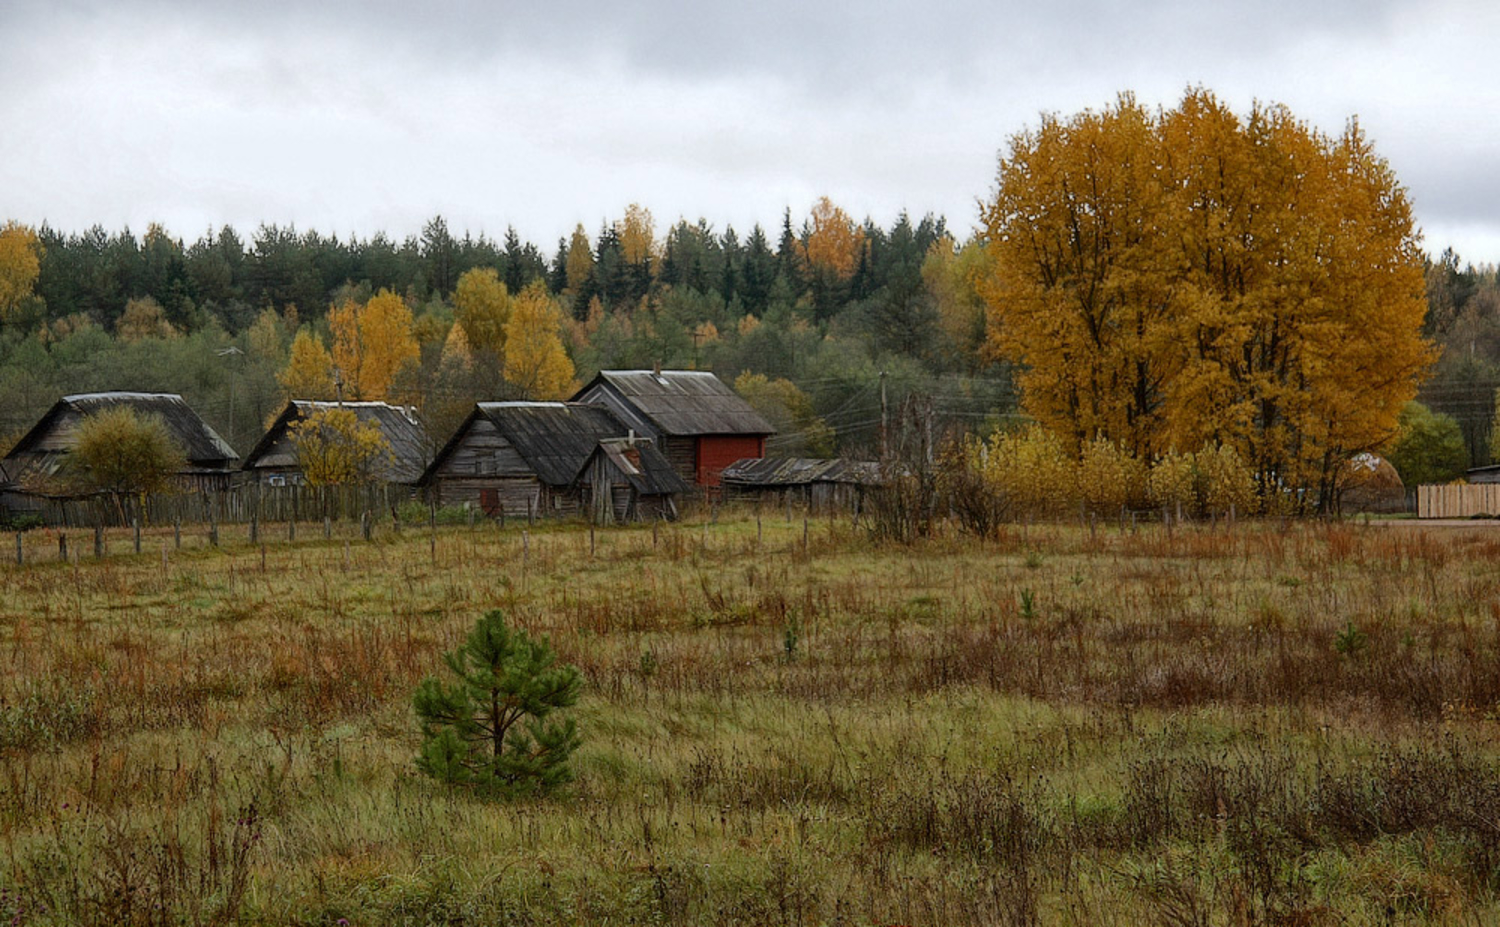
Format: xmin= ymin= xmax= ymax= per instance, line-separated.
xmin=4 ymin=511 xmax=1500 ymax=925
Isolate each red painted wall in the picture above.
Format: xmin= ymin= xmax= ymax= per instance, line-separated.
xmin=696 ymin=436 xmax=765 ymax=486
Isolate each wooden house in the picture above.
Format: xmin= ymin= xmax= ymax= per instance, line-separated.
xmin=240 ymin=400 xmax=430 ymax=486
xmin=580 ymin=437 xmax=688 ymax=523
xmin=421 ymin=401 xmax=672 ymax=519
xmin=3 ymin=392 xmax=238 ymax=496
xmin=570 ymin=369 xmax=774 ymax=487
xmin=720 ymin=456 xmax=883 ymax=512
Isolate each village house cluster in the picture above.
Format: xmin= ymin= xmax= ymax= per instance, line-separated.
xmin=0 ymin=370 xmax=804 ymax=526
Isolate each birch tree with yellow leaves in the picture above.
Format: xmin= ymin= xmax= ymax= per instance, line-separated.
xmin=329 ymin=289 xmax=419 ymax=400
xmin=503 ymin=281 xmax=576 ymax=400
xmin=980 ymin=89 xmax=1434 ymax=512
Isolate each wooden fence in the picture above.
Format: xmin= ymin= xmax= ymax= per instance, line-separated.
xmin=26 ymin=483 xmax=415 ymax=529
xmin=1416 ymin=484 xmax=1500 ymax=519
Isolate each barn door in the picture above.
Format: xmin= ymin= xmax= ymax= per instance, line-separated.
xmin=479 ymin=488 xmax=500 ymax=517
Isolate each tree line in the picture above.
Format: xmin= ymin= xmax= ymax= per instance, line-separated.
xmin=0 ymin=203 xmax=1009 ymax=463
xmin=0 ymin=86 xmax=1475 ymax=512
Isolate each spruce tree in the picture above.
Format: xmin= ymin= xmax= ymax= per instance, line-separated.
xmin=413 ymin=610 xmax=582 ymax=798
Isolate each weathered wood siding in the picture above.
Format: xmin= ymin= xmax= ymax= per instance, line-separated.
xmin=661 ymin=436 xmax=697 ymax=485
xmin=434 ymin=419 xmax=532 ymax=479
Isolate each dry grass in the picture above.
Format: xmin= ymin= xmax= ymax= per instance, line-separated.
xmin=2 ymin=512 xmax=1500 ymax=924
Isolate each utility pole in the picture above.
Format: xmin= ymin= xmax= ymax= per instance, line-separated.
xmin=216 ymin=345 xmax=244 ymax=450
xmin=879 ymin=370 xmax=888 ymax=462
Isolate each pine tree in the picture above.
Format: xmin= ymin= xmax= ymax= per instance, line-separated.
xmin=413 ymin=610 xmax=582 ymax=799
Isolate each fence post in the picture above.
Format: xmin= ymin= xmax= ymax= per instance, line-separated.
xmin=58 ymin=533 xmax=67 ymax=562
xmin=95 ymin=523 xmax=104 ymax=559
xmin=174 ymin=518 xmax=181 ymax=551
xmin=133 ymin=517 xmax=141 ymax=554
xmin=288 ymin=518 xmax=295 ymax=543
xmin=324 ymin=516 xmax=332 ymax=540
xmin=249 ymin=513 xmax=258 ymax=545
xmin=362 ymin=511 xmax=372 ymax=542
xmin=15 ymin=532 xmax=21 ymax=566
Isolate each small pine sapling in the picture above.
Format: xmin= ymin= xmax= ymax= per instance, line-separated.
xmin=413 ymin=610 xmax=582 ymax=798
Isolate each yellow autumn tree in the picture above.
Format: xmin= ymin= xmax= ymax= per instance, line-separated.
xmin=0 ymin=221 xmax=43 ymax=319
xmin=329 ymin=289 xmax=419 ymax=400
xmin=564 ymin=225 xmax=594 ymax=298
xmin=980 ymin=89 xmax=1434 ymax=512
xmin=453 ymin=267 xmax=511 ymax=360
xmin=116 ymin=296 xmax=178 ymax=342
xmin=278 ymin=328 xmax=336 ymax=400
xmin=289 ymin=407 xmax=392 ymax=485
xmin=503 ymin=281 xmax=576 ymax=400
xmin=617 ymin=203 xmax=656 ymax=265
xmin=800 ymin=197 xmax=864 ymax=279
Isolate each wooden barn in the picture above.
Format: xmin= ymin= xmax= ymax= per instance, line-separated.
xmin=580 ymin=437 xmax=688 ymax=524
xmin=571 ymin=369 xmax=774 ymax=487
xmin=240 ymin=400 xmax=430 ymax=486
xmin=420 ymin=401 xmax=672 ymax=519
xmin=719 ymin=456 xmax=883 ymax=512
xmin=3 ymin=392 xmax=239 ymax=497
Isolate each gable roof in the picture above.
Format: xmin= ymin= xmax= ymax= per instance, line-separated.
xmin=573 ymin=370 xmax=775 ymax=437
xmin=589 ymin=438 xmax=689 ymax=496
xmin=6 ymin=392 xmax=237 ymax=466
xmin=241 ymin=400 xmax=430 ymax=483
xmin=421 ymin=401 xmax=632 ymax=487
xmin=720 ymin=456 xmax=883 ymax=487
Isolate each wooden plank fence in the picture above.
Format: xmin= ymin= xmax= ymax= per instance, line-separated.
xmin=27 ymin=483 xmax=414 ymax=529
xmin=1417 ymin=484 xmax=1500 ymax=519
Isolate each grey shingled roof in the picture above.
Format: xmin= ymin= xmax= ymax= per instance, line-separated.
xmin=720 ymin=456 xmax=883 ymax=487
xmin=423 ymin=402 xmax=632 ymax=487
xmin=7 ymin=392 xmax=237 ymax=465
xmin=241 ymin=400 xmax=431 ymax=484
xmin=575 ymin=370 xmax=775 ymax=437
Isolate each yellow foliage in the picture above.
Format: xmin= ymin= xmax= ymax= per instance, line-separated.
xmin=616 ymin=204 xmax=656 ymax=265
xmin=801 ymin=197 xmax=864 ymax=280
xmin=565 ymin=225 xmax=594 ymax=296
xmin=1147 ymin=450 xmax=1197 ymax=511
xmin=115 ymin=297 xmax=178 ymax=343
xmin=1197 ymin=443 xmax=1258 ymax=515
xmin=978 ymin=425 xmax=1079 ymax=518
xmin=1077 ymin=436 xmax=1147 ymax=511
xmin=0 ymin=221 xmax=43 ymax=318
xmin=330 ymin=290 xmax=419 ymax=401
xmin=738 ymin=314 xmax=761 ymax=337
xmin=440 ymin=320 xmax=474 ymax=372
xmin=278 ymin=329 xmax=336 ymax=400
xmin=453 ymin=267 xmax=511 ymax=358
xmin=289 ymin=407 xmax=392 ymax=486
xmin=503 ymin=281 xmax=576 ymax=400
xmin=979 ymin=89 xmax=1434 ymax=509
xmin=247 ymin=308 xmax=285 ymax=360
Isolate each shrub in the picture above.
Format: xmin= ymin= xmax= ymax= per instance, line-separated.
xmin=413 ymin=610 xmax=582 ymax=798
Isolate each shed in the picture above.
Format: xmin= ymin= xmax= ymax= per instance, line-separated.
xmin=241 ymin=400 xmax=430 ymax=486
xmin=1467 ymin=464 xmax=1500 ymax=485
xmin=419 ymin=402 xmax=637 ymax=518
xmin=580 ymin=437 xmax=688 ymax=524
xmin=570 ymin=369 xmax=774 ymax=487
xmin=719 ymin=456 xmax=883 ymax=512
xmin=3 ymin=392 xmax=238 ymax=495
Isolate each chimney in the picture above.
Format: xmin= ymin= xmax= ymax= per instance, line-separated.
xmin=653 ymin=359 xmax=661 ymax=377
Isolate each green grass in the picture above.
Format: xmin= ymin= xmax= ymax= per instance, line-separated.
xmin=2 ymin=512 xmax=1500 ymax=924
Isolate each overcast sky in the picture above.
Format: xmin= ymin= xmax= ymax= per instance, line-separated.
xmin=3 ymin=0 xmax=1499 ymax=261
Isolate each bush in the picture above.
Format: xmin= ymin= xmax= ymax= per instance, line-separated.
xmin=413 ymin=610 xmax=582 ymax=798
